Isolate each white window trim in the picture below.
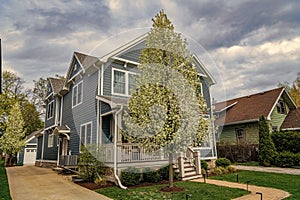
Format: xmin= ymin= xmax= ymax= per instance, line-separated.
xmin=72 ymin=81 xmax=83 ymax=108
xmin=47 ymin=100 xmax=54 ymax=120
xmin=111 ymin=68 xmax=137 ymax=97
xmin=80 ymin=122 xmax=93 ymax=146
xmin=48 ymin=134 xmax=54 ymax=148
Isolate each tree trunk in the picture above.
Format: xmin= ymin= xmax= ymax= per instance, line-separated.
xmin=4 ymin=154 xmax=9 ymax=167
xmin=168 ymin=153 xmax=174 ymax=188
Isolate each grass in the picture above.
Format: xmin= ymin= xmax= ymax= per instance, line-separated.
xmin=211 ymin=170 xmax=300 ymax=200
xmin=0 ymin=159 xmax=12 ymax=200
xmin=97 ymin=181 xmax=249 ymax=200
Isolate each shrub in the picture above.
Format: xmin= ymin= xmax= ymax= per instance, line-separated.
xmin=217 ymin=144 xmax=258 ymax=163
xmin=258 ymin=116 xmax=277 ymax=166
xmin=216 ymin=158 xmax=231 ymax=168
xmin=212 ymin=166 xmax=228 ymax=175
xmin=78 ymin=145 xmax=104 ymax=181
xmin=158 ymin=165 xmax=178 ymax=180
xmin=275 ymin=151 xmax=300 ymax=167
xmin=142 ymin=168 xmax=161 ymax=183
xmin=272 ymin=131 xmax=300 ymax=153
xmin=201 ymin=160 xmax=208 ymax=171
xmin=121 ymin=167 xmax=142 ymax=186
xmin=227 ymin=166 xmax=237 ymax=173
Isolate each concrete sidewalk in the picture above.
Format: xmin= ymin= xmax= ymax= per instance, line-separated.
xmin=6 ymin=165 xmax=112 ymax=200
xmin=233 ymin=165 xmax=300 ymax=175
xmin=192 ymin=178 xmax=290 ymax=200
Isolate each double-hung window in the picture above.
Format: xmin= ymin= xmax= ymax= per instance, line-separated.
xmin=80 ymin=122 xmax=92 ymax=145
xmin=72 ymin=81 xmax=83 ymax=107
xmin=48 ymin=134 xmax=54 ymax=148
xmin=276 ymin=101 xmax=286 ymax=114
xmin=47 ymin=101 xmax=54 ymax=119
xmin=112 ymin=69 xmax=137 ymax=96
xmin=236 ymin=128 xmax=246 ymax=144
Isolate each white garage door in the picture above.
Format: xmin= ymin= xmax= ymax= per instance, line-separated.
xmin=23 ymin=148 xmax=37 ymax=164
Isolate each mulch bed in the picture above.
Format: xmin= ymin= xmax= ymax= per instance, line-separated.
xmin=76 ymin=179 xmax=181 ymax=191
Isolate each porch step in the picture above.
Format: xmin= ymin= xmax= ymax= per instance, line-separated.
xmin=181 ymin=174 xmax=202 ymax=181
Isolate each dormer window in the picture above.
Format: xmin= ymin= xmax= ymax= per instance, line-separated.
xmin=276 ymin=101 xmax=286 ymax=114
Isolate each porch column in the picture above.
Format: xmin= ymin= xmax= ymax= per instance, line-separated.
xmin=178 ymin=152 xmax=185 ymax=178
xmin=194 ymin=151 xmax=201 ymax=175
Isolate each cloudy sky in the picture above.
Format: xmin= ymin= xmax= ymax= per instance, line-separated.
xmin=1 ymin=0 xmax=299 ymax=101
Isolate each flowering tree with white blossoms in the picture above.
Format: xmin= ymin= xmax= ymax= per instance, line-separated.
xmin=123 ymin=10 xmax=209 ymax=188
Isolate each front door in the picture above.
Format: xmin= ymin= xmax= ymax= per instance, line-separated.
xmin=62 ymin=137 xmax=68 ymax=156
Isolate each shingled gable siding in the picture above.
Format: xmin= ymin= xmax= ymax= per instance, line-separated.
xmin=62 ymin=71 xmax=99 ymax=155
xmin=270 ymin=98 xmax=290 ymax=130
xmin=219 ymin=122 xmax=259 ymax=145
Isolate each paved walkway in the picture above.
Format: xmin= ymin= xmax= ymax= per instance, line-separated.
xmin=233 ymin=165 xmax=300 ymax=175
xmin=6 ymin=165 xmax=112 ymax=200
xmin=192 ymin=178 xmax=290 ymax=200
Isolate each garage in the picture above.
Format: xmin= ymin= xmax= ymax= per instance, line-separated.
xmin=23 ymin=148 xmax=37 ymax=164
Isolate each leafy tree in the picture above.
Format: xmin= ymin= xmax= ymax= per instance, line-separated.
xmin=0 ymin=102 xmax=26 ymax=166
xmin=258 ymin=116 xmax=277 ymax=166
xmin=21 ymin=101 xmax=44 ymax=136
xmin=31 ymin=77 xmax=48 ymax=117
xmin=2 ymin=71 xmax=27 ymax=101
xmin=123 ymin=10 xmax=209 ymax=188
xmin=290 ymin=73 xmax=300 ymax=106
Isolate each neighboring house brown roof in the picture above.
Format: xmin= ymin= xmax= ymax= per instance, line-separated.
xmin=281 ymin=107 xmax=300 ymax=130
xmin=48 ymin=77 xmax=65 ymax=94
xmin=214 ymin=87 xmax=290 ymax=126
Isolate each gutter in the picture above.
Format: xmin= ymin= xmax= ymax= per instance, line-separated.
xmin=113 ymin=105 xmax=127 ymax=189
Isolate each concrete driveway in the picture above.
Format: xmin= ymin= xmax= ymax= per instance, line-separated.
xmin=6 ymin=165 xmax=112 ymax=200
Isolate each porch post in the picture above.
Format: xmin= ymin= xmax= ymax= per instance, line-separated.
xmin=178 ymin=152 xmax=185 ymax=178
xmin=194 ymin=151 xmax=201 ymax=175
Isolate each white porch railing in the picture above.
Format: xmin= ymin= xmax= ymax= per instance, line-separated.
xmin=101 ymin=143 xmax=168 ymax=163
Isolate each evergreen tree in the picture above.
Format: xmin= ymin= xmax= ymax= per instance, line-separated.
xmin=123 ymin=10 xmax=209 ymax=188
xmin=258 ymin=116 xmax=277 ymax=166
xmin=0 ymin=102 xmax=26 ymax=166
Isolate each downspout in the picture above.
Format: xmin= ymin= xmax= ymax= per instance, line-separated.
xmin=113 ymin=105 xmax=127 ymax=189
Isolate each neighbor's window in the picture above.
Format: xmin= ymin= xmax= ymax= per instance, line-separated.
xmin=47 ymin=101 xmax=54 ymax=119
xmin=236 ymin=128 xmax=245 ymax=144
xmin=48 ymin=134 xmax=54 ymax=148
xmin=80 ymin=122 xmax=92 ymax=145
xmin=72 ymin=81 xmax=83 ymax=107
xmin=277 ymin=101 xmax=286 ymax=114
xmin=112 ymin=69 xmax=137 ymax=96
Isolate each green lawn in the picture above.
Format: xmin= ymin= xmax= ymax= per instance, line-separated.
xmin=211 ymin=170 xmax=300 ymax=200
xmin=97 ymin=181 xmax=249 ymax=200
xmin=0 ymin=159 xmax=12 ymax=200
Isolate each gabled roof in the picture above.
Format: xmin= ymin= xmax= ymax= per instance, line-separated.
xmin=281 ymin=107 xmax=300 ymax=130
xmin=48 ymin=77 xmax=65 ymax=95
xmin=214 ymin=87 xmax=296 ymax=126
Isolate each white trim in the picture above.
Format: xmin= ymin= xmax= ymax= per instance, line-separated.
xmin=44 ymin=124 xmax=57 ymax=131
xmin=35 ymin=159 xmax=58 ymax=163
xmin=72 ymin=80 xmax=83 ymax=108
xmin=192 ymin=54 xmax=216 ymax=85
xmin=111 ymin=56 xmax=140 ymax=66
xmin=101 ymin=63 xmax=104 ymax=95
xmin=215 ymin=101 xmax=238 ymax=113
xmin=80 ymin=121 xmax=93 ymax=145
xmin=100 ymin=33 xmax=147 ymax=63
xmin=45 ymin=92 xmax=54 ymax=101
xmin=111 ymin=68 xmax=137 ymax=97
xmin=224 ymin=118 xmax=259 ymax=126
xmin=46 ymin=100 xmax=54 ymax=120
xmin=60 ymin=96 xmax=63 ymax=125
xmin=281 ymin=127 xmax=300 ymax=131
xmin=267 ymin=88 xmax=285 ymax=120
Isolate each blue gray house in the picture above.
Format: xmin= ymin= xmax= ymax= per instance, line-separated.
xmin=35 ymin=34 xmax=217 ymax=182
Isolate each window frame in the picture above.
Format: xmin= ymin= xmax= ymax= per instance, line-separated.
xmin=48 ymin=134 xmax=54 ymax=148
xmin=235 ymin=128 xmax=246 ymax=144
xmin=72 ymin=81 xmax=83 ymax=108
xmin=276 ymin=100 xmax=286 ymax=114
xmin=47 ymin=100 xmax=54 ymax=120
xmin=112 ymin=68 xmax=137 ymax=96
xmin=80 ymin=122 xmax=92 ymax=145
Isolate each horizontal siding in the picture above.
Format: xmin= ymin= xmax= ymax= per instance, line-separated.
xmin=118 ymin=40 xmax=145 ymax=63
xmin=36 ymin=136 xmax=43 ymax=159
xmin=42 ymin=131 xmax=58 ymax=161
xmin=45 ymin=96 xmax=56 ymax=128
